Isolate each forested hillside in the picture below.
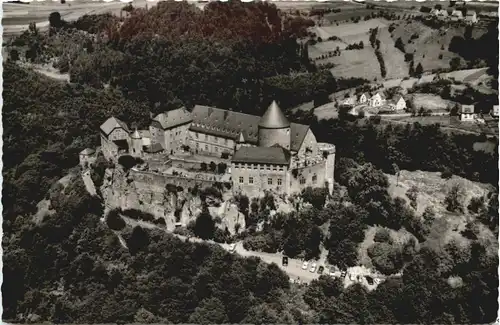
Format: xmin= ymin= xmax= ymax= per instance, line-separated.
xmin=3 ymin=1 xmax=499 ymax=324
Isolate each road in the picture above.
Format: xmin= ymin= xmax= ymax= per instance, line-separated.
xmin=120 ymin=215 xmax=323 ymax=283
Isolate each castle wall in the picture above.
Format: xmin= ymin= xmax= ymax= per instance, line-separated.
xmin=258 ymin=127 xmax=291 ymax=150
xmin=231 ymin=163 xmax=288 ymax=197
xmin=188 ymin=130 xmax=235 ymax=157
xmin=163 ymin=123 xmax=191 ymax=154
xmin=289 ymin=161 xmax=328 ymax=194
xmin=130 ymin=169 xmax=219 ymax=192
xmin=101 ymin=135 xmax=118 ymax=161
xmin=149 ymin=124 xmax=164 ymax=149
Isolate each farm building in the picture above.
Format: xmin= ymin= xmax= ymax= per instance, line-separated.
xmin=343 ymin=97 xmax=357 ymax=106
xmin=436 ymin=9 xmax=449 ymax=18
xmin=460 ymin=104 xmax=476 ymax=122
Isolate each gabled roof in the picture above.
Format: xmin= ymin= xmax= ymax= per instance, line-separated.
xmin=144 ymin=143 xmax=164 ymax=153
xmin=259 ymin=100 xmax=290 ymax=129
xmin=461 ymin=104 xmax=475 ymax=114
xmin=152 ymin=107 xmax=193 ymax=130
xmin=290 ymin=123 xmax=310 ymax=152
xmin=100 ymin=116 xmax=129 ymax=135
xmin=394 ymin=95 xmax=405 ymax=103
xmin=80 ymin=148 xmax=96 ymax=155
xmin=360 ymin=92 xmax=370 ymax=99
xmin=232 ymin=146 xmax=291 ymax=165
xmin=372 ymin=92 xmax=386 ymax=100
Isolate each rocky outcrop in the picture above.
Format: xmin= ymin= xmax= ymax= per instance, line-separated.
xmin=100 ymin=167 xmax=246 ymax=233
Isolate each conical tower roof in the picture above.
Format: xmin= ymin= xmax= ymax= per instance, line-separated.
xmin=131 ymin=129 xmax=141 ymax=139
xmin=259 ymin=100 xmax=290 ymax=129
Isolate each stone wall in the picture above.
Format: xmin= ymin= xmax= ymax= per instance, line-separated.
xmin=131 ymin=169 xmax=218 ymax=191
xmin=289 ymin=160 xmax=328 ymax=194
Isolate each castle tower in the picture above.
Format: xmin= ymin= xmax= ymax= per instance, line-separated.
xmin=324 ymin=146 xmax=336 ymax=195
xmin=130 ymin=129 xmax=143 ymax=157
xmin=258 ymin=100 xmax=291 ymax=149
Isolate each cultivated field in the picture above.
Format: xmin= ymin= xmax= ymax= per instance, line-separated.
xmin=327 ymin=48 xmax=381 ymax=81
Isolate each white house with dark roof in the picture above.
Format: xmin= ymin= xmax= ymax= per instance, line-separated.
xmin=465 ymin=11 xmax=478 ymax=24
xmin=358 ymin=92 xmax=370 ymax=104
xmin=460 ymin=104 xmax=476 ymax=122
xmin=369 ymin=92 xmax=386 ymax=108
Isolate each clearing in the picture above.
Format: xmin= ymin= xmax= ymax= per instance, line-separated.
xmin=327 ymin=48 xmax=381 ymax=81
xmin=377 ymin=26 xmax=408 ymax=79
xmin=410 ymin=93 xmax=455 ymax=112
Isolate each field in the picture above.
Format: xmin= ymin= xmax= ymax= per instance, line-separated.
xmin=381 ymin=115 xmax=497 ymax=135
xmin=411 ymin=93 xmax=454 ymax=111
xmin=326 ymin=48 xmax=381 ymax=81
xmin=377 ymin=27 xmax=409 ymax=79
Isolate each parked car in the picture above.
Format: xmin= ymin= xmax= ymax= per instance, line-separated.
xmin=302 ymin=261 xmax=309 ymax=270
xmin=309 ymin=262 xmax=317 ymax=273
xmin=282 ymin=256 xmax=289 ymax=266
xmin=229 ymin=243 xmax=236 ymax=253
xmin=317 ymin=266 xmax=324 ymax=274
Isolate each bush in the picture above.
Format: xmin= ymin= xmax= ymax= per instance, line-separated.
xmin=441 ymin=169 xmax=453 ymax=179
xmin=373 ymin=228 xmax=392 ymax=243
xmin=106 ymin=209 xmax=126 ymax=230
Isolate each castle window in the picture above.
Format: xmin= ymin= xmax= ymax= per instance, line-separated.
xmin=239 ymin=177 xmax=244 ymax=184
xmin=300 ymin=177 xmax=306 ymax=185
xmin=196 ymin=142 xmax=199 ymax=148
xmin=225 ymin=138 xmax=228 ymax=145
xmin=268 ymin=178 xmax=273 ymax=185
xmin=266 ymin=165 xmax=270 ymax=171
xmin=260 ymin=165 xmax=264 ymax=170
xmin=205 ymin=145 xmax=209 ymax=151
xmin=277 ymin=178 xmax=282 ymax=186
xmin=279 ymin=166 xmax=284 ymax=171
xmin=249 ymin=177 xmax=254 ymax=184
xmin=312 ymin=174 xmax=317 ymax=184
xmin=253 ymin=164 xmax=257 ymax=169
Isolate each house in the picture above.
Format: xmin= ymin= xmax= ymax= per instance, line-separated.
xmin=437 ymin=9 xmax=449 ymax=18
xmin=431 ymin=8 xmax=440 ymax=16
xmin=465 ymin=11 xmax=478 ymax=24
xmin=451 ymin=10 xmax=464 ymax=21
xmin=460 ymin=104 xmax=476 ymax=122
xmin=100 ymin=116 xmax=131 ymax=160
xmin=388 ymin=95 xmax=407 ymax=111
xmin=358 ymin=93 xmax=370 ymax=104
xmin=369 ymin=92 xmax=386 ymax=108
xmin=342 ymin=96 xmax=357 ymax=106
xmin=490 ymin=105 xmax=499 ymax=119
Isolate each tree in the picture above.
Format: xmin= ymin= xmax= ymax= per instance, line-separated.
xmin=188 ymin=298 xmax=228 ymax=324
xmin=200 ymin=162 xmax=208 ymax=171
xmin=444 ymin=182 xmax=465 ymax=212
xmin=406 ymin=185 xmax=419 ymax=209
xmin=209 ymin=161 xmax=217 ymax=172
xmin=49 ymin=12 xmax=63 ymax=28
xmin=106 ymin=209 xmax=126 ymax=230
xmin=392 ymin=163 xmax=400 ymax=187
xmin=118 ymin=155 xmax=139 ymax=171
xmin=9 ymin=49 xmax=19 ymax=62
xmin=193 ymin=207 xmax=215 ymax=240
xmin=415 ymin=63 xmax=423 ymax=76
xmin=450 ymin=57 xmax=461 ymax=70
xmin=301 ymin=187 xmax=328 ymax=210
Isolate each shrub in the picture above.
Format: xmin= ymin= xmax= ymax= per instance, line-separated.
xmin=106 ymin=209 xmax=126 ymax=230
xmin=441 ymin=169 xmax=453 ymax=179
xmin=373 ymin=228 xmax=392 ymax=243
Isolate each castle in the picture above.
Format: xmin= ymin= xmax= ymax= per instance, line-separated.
xmin=97 ymin=101 xmax=336 ymax=197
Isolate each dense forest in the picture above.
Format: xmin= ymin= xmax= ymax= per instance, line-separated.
xmin=3 ymin=1 xmax=499 ymax=323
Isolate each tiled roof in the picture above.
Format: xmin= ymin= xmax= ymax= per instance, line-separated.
xmin=144 ymin=143 xmax=164 ymax=153
xmin=232 ymin=146 xmax=291 ymax=165
xmin=190 ymin=105 xmax=261 ymax=143
xmin=290 ymin=123 xmax=309 ymax=152
xmin=259 ymin=100 xmax=290 ymax=129
xmin=152 ymin=107 xmax=193 ymax=130
xmin=461 ymin=105 xmax=475 ymax=114
xmin=80 ymin=148 xmax=96 ymax=155
xmin=394 ymin=95 xmax=405 ymax=103
xmin=100 ymin=116 xmax=130 ymax=135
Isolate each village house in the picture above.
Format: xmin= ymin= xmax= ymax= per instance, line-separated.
xmin=450 ymin=10 xmax=464 ymax=21
xmin=460 ymin=104 xmax=476 ymax=122
xmin=342 ymin=96 xmax=357 ymax=106
xmin=358 ymin=92 xmax=370 ymax=104
xmin=465 ymin=11 xmax=478 ymax=24
xmin=368 ymin=92 xmax=386 ymax=108
xmin=491 ymin=105 xmax=499 ymax=119
xmin=388 ymin=95 xmax=407 ymax=111
xmin=435 ymin=9 xmax=449 ymax=19
xmin=99 ymin=100 xmax=337 ymax=197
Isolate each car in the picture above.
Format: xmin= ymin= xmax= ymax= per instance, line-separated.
xmin=309 ymin=262 xmax=317 ymax=273
xmin=302 ymin=261 xmax=309 ymax=270
xmin=317 ymin=266 xmax=324 ymax=274
xmin=282 ymin=256 xmax=289 ymax=266
xmin=229 ymin=243 xmax=236 ymax=253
